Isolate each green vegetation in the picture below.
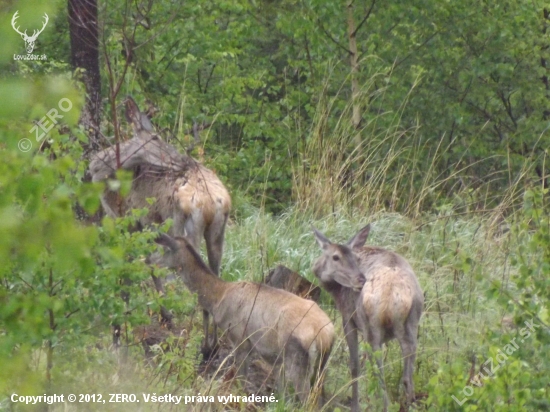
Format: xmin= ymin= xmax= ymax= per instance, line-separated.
xmin=1 ymin=0 xmax=549 ymax=410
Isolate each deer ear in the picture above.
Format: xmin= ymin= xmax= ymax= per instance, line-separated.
xmin=313 ymin=227 xmax=331 ymax=250
xmin=125 ymin=96 xmax=140 ymax=125
xmin=347 ymin=224 xmax=371 ymax=250
xmin=154 ymin=233 xmax=179 ymax=252
xmin=125 ymin=96 xmax=154 ymax=133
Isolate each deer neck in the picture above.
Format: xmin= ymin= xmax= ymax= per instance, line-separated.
xmin=177 ymin=260 xmax=226 ymax=313
xmin=322 ymin=280 xmax=360 ymax=321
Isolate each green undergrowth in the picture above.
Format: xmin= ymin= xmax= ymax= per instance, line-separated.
xmin=1 ymin=186 xmax=548 ymax=411
xmin=221 ymin=206 xmax=516 ymax=411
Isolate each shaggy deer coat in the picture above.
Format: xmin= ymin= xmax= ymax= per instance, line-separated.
xmin=313 ymin=225 xmax=423 ymax=412
xmin=152 ymin=234 xmax=335 ymax=404
xmin=89 ymin=97 xmax=231 ymax=349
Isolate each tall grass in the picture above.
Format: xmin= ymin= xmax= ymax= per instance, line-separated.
xmin=221 ymin=206 xmax=513 ymax=410
xmin=290 ymin=69 xmax=544 ymax=220
xmin=6 ymin=69 xmax=544 ymax=411
xmin=12 ymin=203 xmax=515 ymax=411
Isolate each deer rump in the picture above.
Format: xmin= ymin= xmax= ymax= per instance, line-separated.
xmin=355 ymin=249 xmax=421 ymax=341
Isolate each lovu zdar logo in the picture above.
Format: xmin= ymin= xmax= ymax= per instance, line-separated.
xmin=11 ymin=11 xmax=49 ymax=54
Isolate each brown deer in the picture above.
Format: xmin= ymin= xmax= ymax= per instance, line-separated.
xmin=265 ymin=265 xmax=321 ymax=303
xmin=150 ymin=233 xmax=335 ymax=405
xmin=89 ymin=97 xmax=231 ymax=352
xmin=312 ymin=224 xmax=423 ymax=412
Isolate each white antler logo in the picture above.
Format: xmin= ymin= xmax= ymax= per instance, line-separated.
xmin=11 ymin=11 xmax=49 ymax=54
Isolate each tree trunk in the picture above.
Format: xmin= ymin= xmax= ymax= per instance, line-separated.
xmin=542 ymin=9 xmax=550 ymax=120
xmin=68 ymin=0 xmax=102 ymax=151
xmin=539 ymin=9 xmax=549 ymax=188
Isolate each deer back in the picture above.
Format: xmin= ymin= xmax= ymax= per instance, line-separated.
xmin=214 ymin=282 xmax=333 ymax=360
xmin=89 ymin=136 xmax=190 ymax=182
xmin=88 ymin=97 xmax=230 ymax=228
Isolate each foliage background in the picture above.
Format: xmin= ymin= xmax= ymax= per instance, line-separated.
xmin=0 ymin=0 xmax=549 ymax=410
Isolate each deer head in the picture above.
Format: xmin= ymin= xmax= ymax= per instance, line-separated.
xmin=312 ymin=225 xmax=370 ymax=290
xmin=89 ymin=96 xmax=190 ymax=182
xmin=12 ymin=11 xmax=49 ymax=54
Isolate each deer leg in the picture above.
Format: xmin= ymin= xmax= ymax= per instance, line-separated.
xmin=100 ymin=193 xmax=119 ymax=218
xmin=204 ymin=213 xmax=228 ymax=350
xmin=399 ymin=330 xmax=418 ymax=407
xmin=315 ymin=345 xmax=332 ymax=408
xmin=184 ymin=217 xmax=216 ymax=355
xmin=113 ymin=276 xmax=132 ymax=348
xmin=150 ymin=269 xmax=173 ymax=329
xmin=200 ymin=309 xmax=214 ymax=359
xmin=204 ymin=212 xmax=227 ymax=276
xmin=342 ymin=317 xmax=360 ymax=412
xmin=275 ymin=362 xmax=286 ymax=402
xmin=233 ymin=339 xmax=252 ymax=386
xmin=365 ymin=332 xmax=389 ymax=412
xmin=284 ymin=338 xmax=311 ymax=404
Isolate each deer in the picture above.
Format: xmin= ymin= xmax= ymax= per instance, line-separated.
xmin=149 ymin=233 xmax=335 ymax=405
xmin=89 ymin=97 xmax=231 ymax=354
xmin=11 ymin=11 xmax=49 ymax=54
xmin=265 ymin=265 xmax=321 ymax=303
xmin=312 ymin=224 xmax=423 ymax=412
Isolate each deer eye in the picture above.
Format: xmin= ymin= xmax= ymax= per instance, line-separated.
xmin=332 ymin=255 xmax=340 ymax=261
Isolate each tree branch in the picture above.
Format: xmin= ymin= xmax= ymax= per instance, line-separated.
xmin=391 ymin=29 xmax=441 ymax=69
xmin=352 ymin=0 xmax=376 ymax=37
xmin=317 ymin=18 xmax=352 ymax=55
xmin=203 ymin=64 xmax=216 ymax=94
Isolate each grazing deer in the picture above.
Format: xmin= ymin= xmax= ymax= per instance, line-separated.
xmin=150 ymin=234 xmax=335 ymax=405
xmin=89 ymin=97 xmax=231 ymax=352
xmin=312 ymin=225 xmax=423 ymax=412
